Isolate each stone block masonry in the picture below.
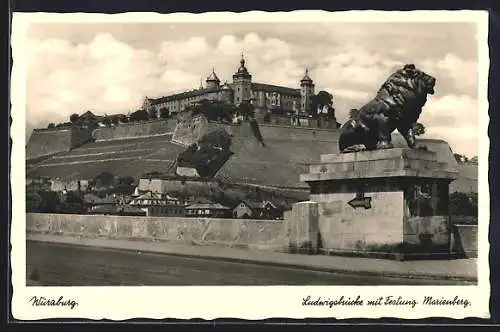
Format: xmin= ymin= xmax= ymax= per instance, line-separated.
xmin=297 ymin=148 xmax=459 ymax=259
xmin=93 ymin=120 xmax=176 ymax=142
xmin=287 ymin=201 xmax=319 ymax=253
xmin=26 ymin=127 xmax=93 ymax=160
xmin=26 ymin=213 xmax=288 ymax=252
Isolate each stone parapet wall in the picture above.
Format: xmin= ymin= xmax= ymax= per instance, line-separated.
xmin=26 ymin=213 xmax=287 ymax=251
xmin=452 ymin=224 xmax=478 ymax=258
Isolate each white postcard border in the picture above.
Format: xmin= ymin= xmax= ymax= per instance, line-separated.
xmin=10 ymin=10 xmax=491 ymax=320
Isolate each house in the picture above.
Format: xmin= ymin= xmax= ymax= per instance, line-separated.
xmin=262 ymin=200 xmax=284 ymax=220
xmin=84 ymin=193 xmax=121 ymax=214
xmin=128 ymin=192 xmax=188 ymax=217
xmin=51 ymin=179 xmax=89 ymax=192
xmin=184 ymin=203 xmax=231 ymax=218
xmin=232 ymin=200 xmax=266 ymax=219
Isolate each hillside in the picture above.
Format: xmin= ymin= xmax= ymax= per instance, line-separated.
xmin=26 ymin=135 xmax=183 ymax=180
xmin=25 ymin=119 xmax=477 ymax=193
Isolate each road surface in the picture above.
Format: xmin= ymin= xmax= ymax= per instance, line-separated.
xmin=26 ymin=241 xmax=458 ymax=286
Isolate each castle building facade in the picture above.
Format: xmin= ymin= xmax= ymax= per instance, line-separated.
xmin=142 ymin=55 xmax=315 ymax=117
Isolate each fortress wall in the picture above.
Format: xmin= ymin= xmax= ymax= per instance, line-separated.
xmin=219 ymin=122 xmax=341 ymax=143
xmin=93 ymin=120 xmax=176 ymax=142
xmin=258 ymin=124 xmax=340 ymax=142
xmin=27 ymin=213 xmax=287 ymax=252
xmin=26 ymin=129 xmax=73 ymax=160
xmin=171 ymin=115 xmax=209 ymax=146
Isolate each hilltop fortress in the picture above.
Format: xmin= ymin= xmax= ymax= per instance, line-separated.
xmin=143 ymin=55 xmax=314 ymax=118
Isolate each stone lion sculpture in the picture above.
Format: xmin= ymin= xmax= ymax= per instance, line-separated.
xmin=338 ymin=64 xmax=436 ymax=153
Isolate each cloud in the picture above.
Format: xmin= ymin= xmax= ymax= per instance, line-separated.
xmin=421 ymin=94 xmax=478 ymax=128
xmin=27 ymin=33 xmax=167 ymax=126
xmin=418 ymin=94 xmax=478 ymax=156
xmin=422 ymin=53 xmax=478 ymax=97
xmin=333 ymin=89 xmax=371 ymax=102
xmin=26 ymin=27 xmax=479 ymax=156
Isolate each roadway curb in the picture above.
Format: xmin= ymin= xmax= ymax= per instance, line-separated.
xmin=27 ymin=236 xmax=477 ymax=284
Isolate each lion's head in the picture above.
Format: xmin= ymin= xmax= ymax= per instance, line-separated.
xmin=413 ymin=69 xmax=436 ymax=95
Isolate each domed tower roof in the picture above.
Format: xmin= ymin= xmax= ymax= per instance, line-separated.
xmin=300 ymin=69 xmax=314 ymax=85
xmin=206 ymin=68 xmax=220 ymax=84
xmin=221 ymin=81 xmax=233 ymax=91
xmin=233 ymin=54 xmax=252 ymax=80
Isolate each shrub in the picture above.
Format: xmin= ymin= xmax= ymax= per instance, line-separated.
xmin=159 ymin=107 xmax=170 ymax=119
xmin=450 ymin=192 xmax=477 ymax=217
xmin=130 ymin=109 xmax=149 ymax=122
xmin=36 ymin=191 xmax=61 ymax=213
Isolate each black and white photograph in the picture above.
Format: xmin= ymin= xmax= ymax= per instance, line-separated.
xmin=11 ymin=10 xmax=490 ymax=320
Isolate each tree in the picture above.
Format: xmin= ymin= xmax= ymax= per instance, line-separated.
xmin=148 ymin=107 xmax=158 ymax=120
xmin=130 ymin=109 xmax=149 ymax=122
xmin=311 ymin=90 xmax=334 ymax=117
xmin=199 ymin=128 xmax=232 ymax=150
xmin=111 ymin=116 xmax=120 ymax=125
xmin=192 ymin=100 xmax=235 ymax=123
xmin=37 ymin=191 xmax=60 ymax=213
xmin=236 ymin=102 xmax=254 ymax=120
xmin=450 ymin=192 xmax=478 ymax=216
xmin=26 ymin=190 xmax=42 ymax=212
xmin=57 ymin=191 xmax=86 ymax=214
xmin=115 ymin=176 xmax=136 ymax=195
xmin=454 ymin=153 xmax=468 ymax=163
xmin=70 ymin=113 xmax=79 ymax=123
xmin=159 ymin=107 xmax=170 ymax=120
xmin=92 ymin=172 xmax=116 ymax=191
xmin=413 ymin=122 xmax=425 ymax=136
xmin=47 ymin=123 xmax=55 ymax=129
xmin=102 ymin=115 xmax=112 ymax=127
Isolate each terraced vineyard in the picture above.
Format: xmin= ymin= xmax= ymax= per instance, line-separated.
xmin=26 ymin=135 xmax=184 ymax=180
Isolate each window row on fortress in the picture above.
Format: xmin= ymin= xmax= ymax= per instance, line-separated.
xmin=152 ymin=89 xmax=302 ymax=113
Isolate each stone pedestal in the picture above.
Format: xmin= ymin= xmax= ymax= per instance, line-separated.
xmin=298 ymin=148 xmax=458 ymax=259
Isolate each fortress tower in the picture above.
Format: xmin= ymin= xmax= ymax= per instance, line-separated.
xmin=232 ymin=54 xmax=252 ymax=106
xmin=206 ymin=68 xmax=221 ymax=90
xmin=300 ymin=69 xmax=315 ymax=114
xmin=220 ymin=81 xmax=234 ymax=103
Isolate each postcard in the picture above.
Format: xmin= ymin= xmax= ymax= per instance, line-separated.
xmin=11 ymin=10 xmax=490 ymax=320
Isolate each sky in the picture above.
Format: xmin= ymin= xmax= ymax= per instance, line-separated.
xmin=25 ymin=21 xmax=480 ymax=157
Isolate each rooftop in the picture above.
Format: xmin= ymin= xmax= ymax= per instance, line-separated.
xmin=206 ymin=69 xmax=220 ymax=82
xmin=149 ymin=86 xmax=220 ymax=105
xmin=251 ymin=83 xmax=301 ymax=96
xmin=300 ymin=69 xmax=313 ymax=84
xmin=185 ymin=203 xmax=230 ymax=210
